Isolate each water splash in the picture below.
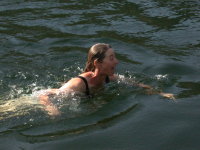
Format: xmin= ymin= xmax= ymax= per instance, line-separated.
xmin=154 ymin=74 xmax=168 ymax=80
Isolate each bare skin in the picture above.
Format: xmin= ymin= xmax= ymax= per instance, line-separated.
xmin=138 ymin=83 xmax=175 ymax=100
xmin=39 ymin=48 xmax=175 ymax=116
xmin=39 ymin=48 xmax=119 ymax=116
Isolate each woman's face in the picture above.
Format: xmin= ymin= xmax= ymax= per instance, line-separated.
xmin=99 ymin=48 xmax=119 ymax=76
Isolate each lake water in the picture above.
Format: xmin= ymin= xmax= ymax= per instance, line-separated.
xmin=0 ymin=0 xmax=200 ymax=150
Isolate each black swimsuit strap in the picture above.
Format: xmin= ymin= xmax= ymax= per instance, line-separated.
xmin=77 ymin=75 xmax=110 ymax=96
xmin=105 ymin=76 xmax=110 ymax=83
xmin=77 ymin=76 xmax=90 ymax=96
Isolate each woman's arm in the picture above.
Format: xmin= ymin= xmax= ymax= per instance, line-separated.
xmin=139 ymin=84 xmax=175 ymax=100
xmin=38 ymin=89 xmax=61 ymax=116
xmin=111 ymin=74 xmax=175 ymax=100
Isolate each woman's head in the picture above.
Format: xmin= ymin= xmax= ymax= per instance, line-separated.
xmin=84 ymin=43 xmax=112 ymax=72
xmin=84 ymin=43 xmax=118 ymax=75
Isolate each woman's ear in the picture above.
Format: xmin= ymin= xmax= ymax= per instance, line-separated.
xmin=94 ymin=59 xmax=98 ymax=67
xmin=94 ymin=59 xmax=101 ymax=68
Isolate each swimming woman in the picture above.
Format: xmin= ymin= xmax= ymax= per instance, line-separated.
xmin=39 ymin=43 xmax=175 ymax=116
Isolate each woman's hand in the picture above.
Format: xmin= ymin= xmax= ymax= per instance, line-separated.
xmin=145 ymin=88 xmax=176 ymax=100
xmin=45 ymin=105 xmax=61 ymax=116
xmin=159 ymin=92 xmax=176 ymax=100
xmin=39 ymin=94 xmax=61 ymax=116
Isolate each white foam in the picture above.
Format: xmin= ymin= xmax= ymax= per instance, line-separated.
xmin=155 ymin=74 xmax=168 ymax=80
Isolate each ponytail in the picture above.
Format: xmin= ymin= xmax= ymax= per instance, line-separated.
xmin=84 ymin=61 xmax=95 ymax=72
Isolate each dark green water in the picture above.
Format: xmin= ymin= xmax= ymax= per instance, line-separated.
xmin=0 ymin=0 xmax=200 ymax=149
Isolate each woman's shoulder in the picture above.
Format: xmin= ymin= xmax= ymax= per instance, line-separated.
xmin=59 ymin=76 xmax=87 ymax=93
xmin=79 ymin=71 xmax=93 ymax=78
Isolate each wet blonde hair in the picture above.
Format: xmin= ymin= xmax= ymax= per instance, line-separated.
xmin=84 ymin=43 xmax=112 ymax=72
